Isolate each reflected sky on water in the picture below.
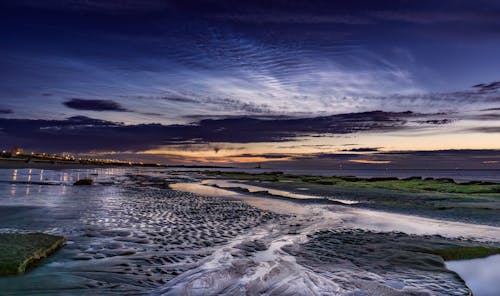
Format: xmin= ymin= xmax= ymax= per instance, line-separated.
xmin=447 ymin=255 xmax=500 ymax=296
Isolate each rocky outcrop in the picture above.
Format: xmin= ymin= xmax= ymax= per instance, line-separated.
xmin=0 ymin=233 xmax=65 ymax=275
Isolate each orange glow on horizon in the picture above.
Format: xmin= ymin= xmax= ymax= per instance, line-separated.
xmin=348 ymin=159 xmax=391 ymax=164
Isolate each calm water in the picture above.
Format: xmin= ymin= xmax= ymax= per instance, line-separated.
xmin=446 ymin=255 xmax=500 ymax=296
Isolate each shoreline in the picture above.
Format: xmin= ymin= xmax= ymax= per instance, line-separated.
xmin=0 ymin=159 xmax=231 ymax=170
xmin=0 ymin=159 xmax=129 ymax=170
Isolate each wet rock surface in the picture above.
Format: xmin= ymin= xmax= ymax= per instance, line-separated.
xmin=230 ymin=178 xmax=500 ymax=226
xmin=73 ymin=178 xmax=93 ymax=185
xmin=0 ymin=233 xmax=65 ymax=275
xmin=283 ymin=230 xmax=474 ymax=295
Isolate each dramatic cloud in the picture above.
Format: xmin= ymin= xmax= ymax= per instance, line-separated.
xmin=0 ymin=111 xmax=449 ymax=153
xmin=64 ymin=99 xmax=128 ymax=112
xmin=0 ymin=1 xmax=499 ymax=167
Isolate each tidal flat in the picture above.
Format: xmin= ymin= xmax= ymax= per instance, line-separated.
xmin=0 ymin=168 xmax=499 ymax=295
xmin=201 ymin=171 xmax=500 ymax=226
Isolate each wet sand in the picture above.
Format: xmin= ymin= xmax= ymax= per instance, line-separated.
xmin=0 ymin=170 xmax=283 ymax=295
xmin=164 ymin=181 xmax=500 ymax=295
xmin=1 ymin=168 xmax=499 ymax=295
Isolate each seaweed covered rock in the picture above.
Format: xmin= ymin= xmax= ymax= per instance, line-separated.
xmin=74 ymin=178 xmax=93 ymax=185
xmin=0 ymin=233 xmax=65 ymax=275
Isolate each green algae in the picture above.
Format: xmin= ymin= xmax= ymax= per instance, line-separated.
xmin=73 ymin=178 xmax=93 ymax=185
xmin=202 ymin=171 xmax=500 ymax=195
xmin=427 ymin=246 xmax=500 ymax=261
xmin=0 ymin=233 xmax=65 ymax=275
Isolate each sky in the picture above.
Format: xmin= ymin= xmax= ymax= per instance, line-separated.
xmin=0 ymin=0 xmax=499 ymax=168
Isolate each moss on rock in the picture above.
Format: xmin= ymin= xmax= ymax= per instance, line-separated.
xmin=202 ymin=171 xmax=500 ymax=195
xmin=426 ymin=246 xmax=500 ymax=261
xmin=74 ymin=178 xmax=93 ymax=185
xmin=0 ymin=233 xmax=65 ymax=275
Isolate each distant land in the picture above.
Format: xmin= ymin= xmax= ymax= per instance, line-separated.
xmin=0 ymin=149 xmax=232 ymax=169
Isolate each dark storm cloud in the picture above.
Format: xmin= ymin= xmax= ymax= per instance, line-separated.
xmin=0 ymin=111 xmax=449 ymax=153
xmin=341 ymin=147 xmax=380 ymax=152
xmin=64 ymin=98 xmax=128 ymax=112
xmin=0 ymin=109 xmax=13 ymax=114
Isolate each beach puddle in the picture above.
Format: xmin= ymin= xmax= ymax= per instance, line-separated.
xmin=201 ymin=179 xmax=359 ymax=204
xmin=446 ymin=254 xmax=500 ymax=296
xmin=172 ymin=180 xmax=500 ymax=242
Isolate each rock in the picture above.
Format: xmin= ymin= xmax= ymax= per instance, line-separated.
xmin=0 ymin=233 xmax=65 ymax=275
xmin=74 ymin=179 xmax=93 ymax=185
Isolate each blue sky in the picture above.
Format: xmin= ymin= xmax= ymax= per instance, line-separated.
xmin=0 ymin=0 xmax=499 ymax=167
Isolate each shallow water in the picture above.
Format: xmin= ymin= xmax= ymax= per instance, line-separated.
xmin=446 ymin=255 xmax=500 ymax=296
xmin=174 ymin=181 xmax=500 ymax=242
xmin=200 ymin=179 xmax=359 ymax=204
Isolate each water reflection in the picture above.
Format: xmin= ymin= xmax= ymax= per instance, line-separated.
xmin=0 ymin=168 xmax=129 ymax=199
xmin=446 ymin=255 xmax=500 ymax=296
xmin=10 ymin=184 xmax=16 ymax=197
xmin=201 ymin=179 xmax=359 ymax=204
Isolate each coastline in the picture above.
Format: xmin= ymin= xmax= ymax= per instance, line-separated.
xmin=0 ymin=158 xmax=125 ymax=170
xmin=0 ymin=159 xmax=233 ymax=170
